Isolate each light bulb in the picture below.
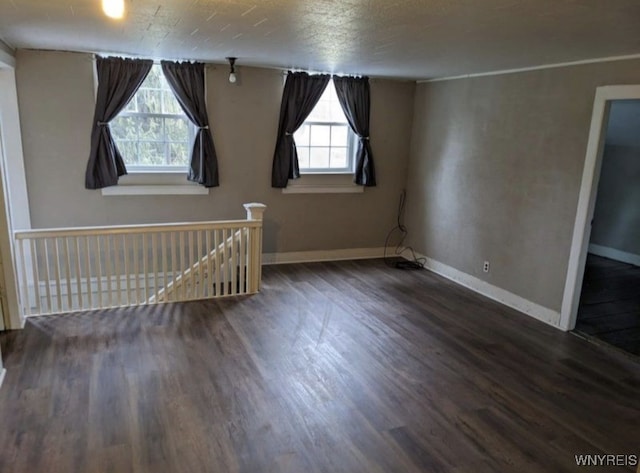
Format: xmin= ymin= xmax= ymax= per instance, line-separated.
xmin=103 ymin=0 xmax=125 ymax=19
xmin=229 ymin=72 xmax=237 ymax=83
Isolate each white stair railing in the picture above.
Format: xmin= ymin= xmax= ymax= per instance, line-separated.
xmin=148 ymin=228 xmax=239 ymax=303
xmin=13 ymin=203 xmax=266 ymax=317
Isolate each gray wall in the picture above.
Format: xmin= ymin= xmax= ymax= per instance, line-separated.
xmin=406 ymin=59 xmax=640 ymax=312
xmin=15 ymin=49 xmax=415 ymax=254
xmin=590 ymin=101 xmax=640 ymax=256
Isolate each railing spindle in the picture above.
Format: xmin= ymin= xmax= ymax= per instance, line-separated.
xmin=161 ymin=233 xmax=168 ymax=302
xmin=18 ymin=239 xmax=30 ymax=316
xmin=133 ymin=235 xmax=140 ymax=305
xmin=75 ymin=237 xmax=83 ymax=310
xmin=105 ymin=235 xmax=113 ymax=307
xmin=197 ymin=230 xmax=204 ymax=299
xmin=52 ymin=238 xmax=63 ymax=313
xmin=179 ymin=232 xmax=185 ymax=301
xmin=143 ymin=234 xmax=149 ymax=302
xmin=188 ymin=231 xmax=194 ymax=298
xmin=152 ymin=233 xmax=159 ymax=304
xmin=205 ymin=230 xmax=211 ymax=298
xmin=42 ymin=240 xmax=53 ymax=313
xmin=231 ymin=228 xmax=238 ymax=295
xmin=114 ymin=234 xmax=121 ymax=307
xmin=239 ymin=228 xmax=246 ymax=294
xmin=123 ymin=235 xmax=131 ymax=306
xmin=96 ymin=236 xmax=103 ymax=308
xmin=213 ymin=229 xmax=220 ymax=297
xmin=170 ymin=232 xmax=177 ymax=302
xmin=30 ymin=239 xmax=41 ymax=315
xmin=85 ymin=236 xmax=93 ymax=310
xmin=84 ymin=236 xmax=93 ymax=309
xmin=62 ymin=237 xmax=73 ymax=312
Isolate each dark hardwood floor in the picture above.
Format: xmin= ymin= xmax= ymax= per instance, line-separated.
xmin=0 ymin=259 xmax=638 ymax=473
xmin=575 ymin=254 xmax=640 ymax=356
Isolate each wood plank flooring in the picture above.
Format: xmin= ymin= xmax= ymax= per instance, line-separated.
xmin=575 ymin=254 xmax=640 ymax=356
xmin=0 ymin=259 xmax=638 ymax=473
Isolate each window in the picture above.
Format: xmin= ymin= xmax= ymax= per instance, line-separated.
xmin=111 ymin=64 xmax=194 ymax=171
xmin=294 ymin=81 xmax=355 ymax=173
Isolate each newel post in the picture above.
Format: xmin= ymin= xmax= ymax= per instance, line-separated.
xmin=243 ymin=203 xmax=267 ymax=292
xmin=244 ymin=202 xmax=267 ymax=222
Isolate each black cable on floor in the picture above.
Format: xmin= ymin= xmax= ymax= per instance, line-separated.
xmin=383 ymin=189 xmax=425 ymax=270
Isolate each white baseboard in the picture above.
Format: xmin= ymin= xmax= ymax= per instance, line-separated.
xmin=0 ymin=368 xmax=6 ymax=391
xmin=588 ymin=243 xmax=640 ymax=266
xmin=265 ymin=248 xmax=562 ymax=328
xmin=416 ymin=254 xmax=561 ymax=329
xmin=263 ymin=247 xmax=386 ymax=265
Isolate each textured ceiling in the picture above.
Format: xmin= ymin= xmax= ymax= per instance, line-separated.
xmin=1 ymin=0 xmax=639 ymax=79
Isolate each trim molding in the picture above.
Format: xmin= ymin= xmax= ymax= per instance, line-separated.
xmin=417 ymin=254 xmax=561 ymax=329
xmin=263 ymin=247 xmax=385 ymax=265
xmin=589 ymin=244 xmax=640 ymax=267
xmin=419 ymin=53 xmax=640 ymax=83
xmin=0 ymin=368 xmax=6 ymax=391
xmin=282 ymin=184 xmax=363 ymax=194
xmin=101 ymin=185 xmax=209 ymax=196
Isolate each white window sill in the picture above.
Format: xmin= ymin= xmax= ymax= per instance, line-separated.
xmin=101 ymin=172 xmax=209 ymax=196
xmin=282 ymin=174 xmax=363 ymax=194
xmin=102 ymin=185 xmax=209 ymax=196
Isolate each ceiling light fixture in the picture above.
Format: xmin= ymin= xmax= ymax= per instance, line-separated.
xmin=227 ymin=57 xmax=237 ymax=83
xmin=102 ymin=0 xmax=125 ymax=19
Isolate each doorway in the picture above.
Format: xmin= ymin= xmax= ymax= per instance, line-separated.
xmin=561 ymin=86 xmax=640 ymax=357
xmin=573 ymin=100 xmax=640 ymax=355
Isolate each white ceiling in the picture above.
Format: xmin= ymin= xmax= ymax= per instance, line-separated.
xmin=1 ymin=0 xmax=639 ymax=80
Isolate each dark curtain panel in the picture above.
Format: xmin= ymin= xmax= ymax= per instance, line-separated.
xmin=332 ymin=76 xmax=376 ymax=186
xmin=161 ymin=61 xmax=219 ymax=187
xmin=272 ymin=72 xmax=331 ymax=188
xmin=85 ymin=56 xmax=153 ymax=189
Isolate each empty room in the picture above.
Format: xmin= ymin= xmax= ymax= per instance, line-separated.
xmin=0 ymin=1 xmax=638 ymax=472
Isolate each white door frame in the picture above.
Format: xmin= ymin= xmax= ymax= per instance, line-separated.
xmin=560 ymin=85 xmax=640 ymax=331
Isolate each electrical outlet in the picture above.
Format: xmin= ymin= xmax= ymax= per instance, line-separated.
xmin=483 ymin=261 xmax=490 ymax=273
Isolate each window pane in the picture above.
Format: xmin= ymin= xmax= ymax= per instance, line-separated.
xmin=165 ymin=118 xmax=189 ymax=142
xmin=118 ymin=141 xmax=139 ymax=165
xmin=169 ymin=142 xmax=189 ymax=166
xmin=310 ymin=147 xmax=330 ymax=168
xmin=139 ymin=116 xmax=163 ymax=141
xmin=144 ymin=66 xmax=163 ymax=89
xmin=163 ymin=91 xmax=183 ymax=115
xmin=138 ymin=142 xmax=165 ymax=166
xmin=297 ymin=147 xmax=310 ymax=169
xmin=331 ymin=125 xmax=348 ymax=146
xmin=137 ymin=89 xmax=162 ymax=114
xmin=307 ymin=100 xmax=331 ymax=122
xmin=111 ymin=116 xmax=138 ymax=140
xmin=329 ymin=147 xmax=347 ymax=168
xmin=330 ymin=100 xmax=346 ymax=123
xmin=122 ymin=98 xmax=138 ymax=113
xmin=294 ymin=125 xmax=310 ymax=147
xmin=310 ymin=125 xmax=330 ymax=146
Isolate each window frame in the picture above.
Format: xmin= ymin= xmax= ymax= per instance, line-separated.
xmin=110 ymin=64 xmax=196 ymax=173
xmin=295 ymin=121 xmax=357 ymax=174
xmin=294 ymin=80 xmax=357 ymax=175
